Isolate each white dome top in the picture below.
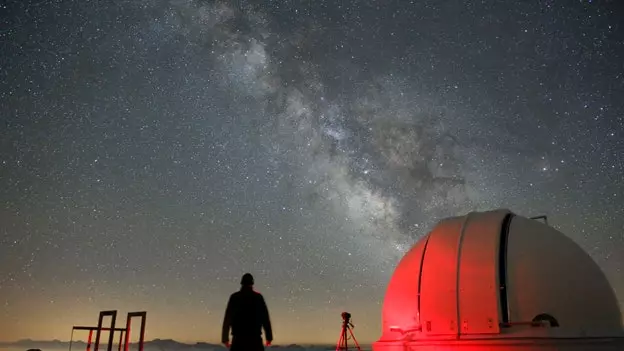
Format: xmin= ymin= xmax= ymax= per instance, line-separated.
xmin=378 ymin=209 xmax=622 ymax=342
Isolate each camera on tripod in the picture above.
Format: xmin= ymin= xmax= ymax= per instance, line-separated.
xmin=336 ymin=312 xmax=360 ymax=351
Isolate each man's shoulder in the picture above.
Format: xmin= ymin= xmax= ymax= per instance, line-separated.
xmin=230 ymin=290 xmax=262 ymax=296
xmin=253 ymin=291 xmax=266 ymax=302
xmin=232 ymin=289 xmax=265 ymax=300
xmin=228 ymin=291 xmax=242 ymax=301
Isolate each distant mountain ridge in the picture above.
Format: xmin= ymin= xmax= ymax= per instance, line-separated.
xmin=0 ymin=339 xmax=331 ymax=351
xmin=0 ymin=339 xmax=223 ymax=350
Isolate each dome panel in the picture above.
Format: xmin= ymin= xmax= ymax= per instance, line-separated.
xmin=457 ymin=210 xmax=509 ymax=334
xmin=420 ymin=217 xmax=464 ymax=336
xmin=506 ymin=215 xmax=622 ymax=337
xmin=379 ymin=234 xmax=429 ymax=341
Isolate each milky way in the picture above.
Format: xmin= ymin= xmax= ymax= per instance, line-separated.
xmin=1 ymin=0 xmax=623 ymax=344
xmin=169 ymin=0 xmax=475 ymax=248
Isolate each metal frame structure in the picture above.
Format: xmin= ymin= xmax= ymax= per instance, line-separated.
xmin=124 ymin=312 xmax=147 ymax=351
xmin=530 ymin=215 xmax=549 ymax=225
xmin=69 ymin=311 xmax=147 ymax=351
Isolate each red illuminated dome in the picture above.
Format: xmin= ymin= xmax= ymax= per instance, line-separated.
xmin=374 ymin=209 xmax=624 ymax=351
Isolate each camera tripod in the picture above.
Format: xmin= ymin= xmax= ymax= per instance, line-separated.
xmin=335 ymin=312 xmax=362 ymax=351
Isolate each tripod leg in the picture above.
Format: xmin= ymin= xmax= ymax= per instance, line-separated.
xmin=335 ymin=326 xmax=344 ymax=351
xmin=347 ymin=326 xmax=362 ymax=351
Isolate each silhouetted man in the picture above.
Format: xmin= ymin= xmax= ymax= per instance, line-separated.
xmin=222 ymin=273 xmax=273 ymax=350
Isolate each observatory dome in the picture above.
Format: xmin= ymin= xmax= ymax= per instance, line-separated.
xmin=374 ymin=209 xmax=623 ymax=351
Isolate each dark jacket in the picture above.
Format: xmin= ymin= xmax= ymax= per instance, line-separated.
xmin=221 ymin=286 xmax=273 ymax=344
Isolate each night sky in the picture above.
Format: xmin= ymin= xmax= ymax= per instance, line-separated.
xmin=1 ymin=0 xmax=623 ymax=345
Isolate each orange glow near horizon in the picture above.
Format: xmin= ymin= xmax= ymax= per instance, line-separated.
xmin=0 ymin=294 xmax=383 ymax=345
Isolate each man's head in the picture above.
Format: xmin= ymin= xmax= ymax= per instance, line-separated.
xmin=240 ymin=273 xmax=254 ymax=286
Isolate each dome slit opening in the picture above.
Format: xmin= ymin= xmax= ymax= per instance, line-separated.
xmin=498 ymin=213 xmax=513 ymax=326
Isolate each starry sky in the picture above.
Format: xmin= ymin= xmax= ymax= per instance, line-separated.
xmin=1 ymin=0 xmax=623 ymax=345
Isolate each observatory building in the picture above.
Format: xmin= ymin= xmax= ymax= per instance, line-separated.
xmin=373 ymin=209 xmax=624 ymax=351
